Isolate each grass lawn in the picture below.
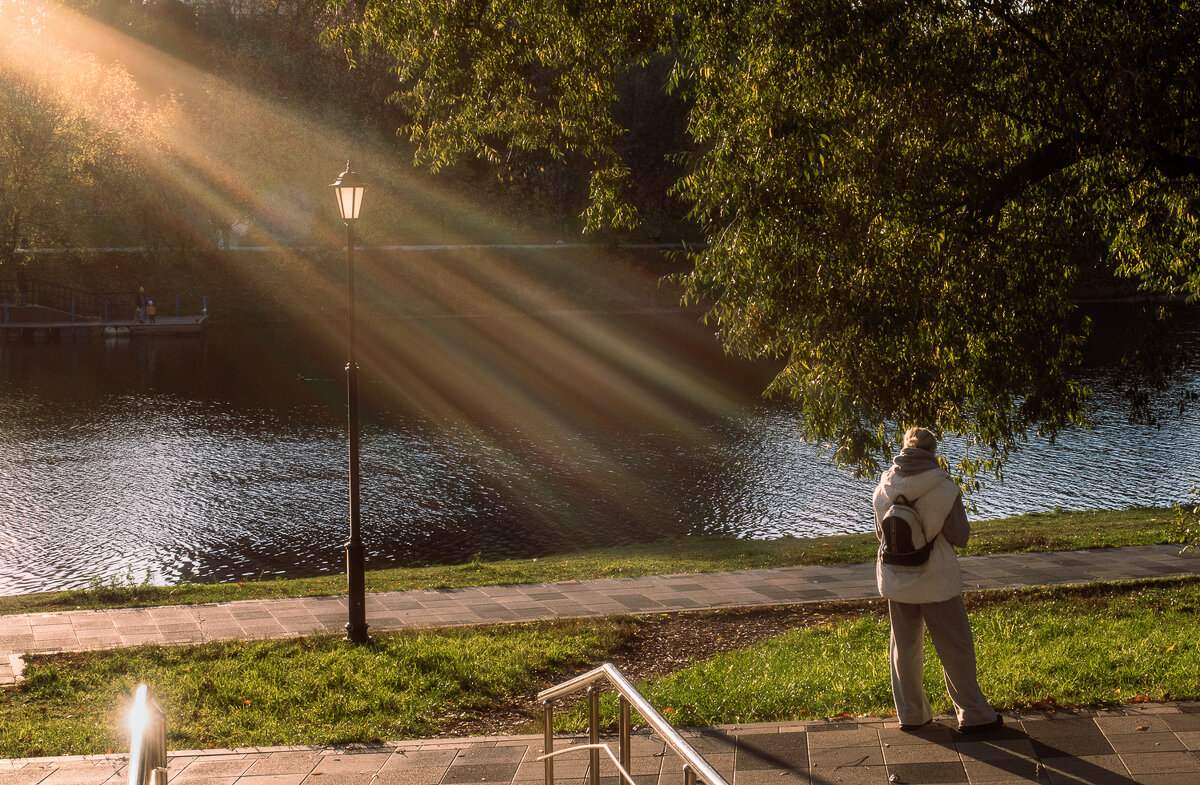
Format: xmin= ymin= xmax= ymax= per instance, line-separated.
xmin=0 ymin=618 xmax=636 ymax=758
xmin=0 ymin=506 xmax=1183 ymax=616
xmin=3 ymin=578 xmax=1198 ymax=758
xmin=610 ymin=578 xmax=1200 ymax=728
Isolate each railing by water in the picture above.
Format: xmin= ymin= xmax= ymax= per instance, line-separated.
xmin=538 ymin=663 xmax=729 ymax=785
xmin=0 ymin=277 xmax=206 ymax=325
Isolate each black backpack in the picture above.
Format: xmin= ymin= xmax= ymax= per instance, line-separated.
xmin=879 ymin=494 xmax=938 ymax=566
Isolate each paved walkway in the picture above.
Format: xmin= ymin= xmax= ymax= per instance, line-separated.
xmin=3 ymin=705 xmax=1199 ymax=785
xmin=2 ymin=544 xmax=1200 ymax=784
xmin=3 ymin=545 xmax=1198 ymax=683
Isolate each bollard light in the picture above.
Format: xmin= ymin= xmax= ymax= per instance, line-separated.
xmin=128 ymin=684 xmax=168 ymax=785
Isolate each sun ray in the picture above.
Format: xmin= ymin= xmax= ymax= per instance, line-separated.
xmin=2 ymin=1 xmax=780 ymax=541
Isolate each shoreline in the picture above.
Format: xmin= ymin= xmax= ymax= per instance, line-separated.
xmin=0 ymin=505 xmax=1186 ymax=615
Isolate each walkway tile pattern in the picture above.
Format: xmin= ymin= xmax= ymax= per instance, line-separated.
xmin=3 ymin=545 xmax=1198 ymax=682
xmin=3 ymin=704 xmax=1199 ymax=785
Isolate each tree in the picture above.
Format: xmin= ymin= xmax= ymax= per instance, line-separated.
xmin=329 ymin=0 xmax=1200 ymax=483
xmin=0 ymin=2 xmax=167 ymax=260
xmin=668 ymin=0 xmax=1200 ymax=480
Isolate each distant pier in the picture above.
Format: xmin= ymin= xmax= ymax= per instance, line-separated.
xmin=0 ymin=314 xmax=208 ymax=340
xmin=2 ymin=276 xmax=208 ymax=340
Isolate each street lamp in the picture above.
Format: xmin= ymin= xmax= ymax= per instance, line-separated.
xmin=331 ymin=161 xmax=370 ymax=644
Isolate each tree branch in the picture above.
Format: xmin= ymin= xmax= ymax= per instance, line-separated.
xmin=974 ymin=136 xmax=1090 ymax=219
xmin=1147 ymin=143 xmax=1200 ymax=180
xmin=983 ymin=1 xmax=1059 ymax=61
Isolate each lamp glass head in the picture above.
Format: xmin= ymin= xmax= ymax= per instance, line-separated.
xmin=330 ymin=162 xmax=365 ymax=221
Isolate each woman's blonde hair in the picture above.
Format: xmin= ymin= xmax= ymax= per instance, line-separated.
xmin=903 ymin=427 xmax=938 ymax=453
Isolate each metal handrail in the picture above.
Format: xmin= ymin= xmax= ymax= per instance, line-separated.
xmin=0 ymin=277 xmax=203 ymax=322
xmin=537 ymin=663 xmax=729 ymax=785
xmin=128 ymin=684 xmax=169 ymax=785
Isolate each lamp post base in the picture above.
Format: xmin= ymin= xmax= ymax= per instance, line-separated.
xmin=345 ymin=540 xmax=371 ymax=644
xmin=344 ymin=626 xmax=373 ymax=645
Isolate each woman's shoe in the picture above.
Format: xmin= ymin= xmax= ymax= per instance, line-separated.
xmin=959 ymin=715 xmax=1003 ymax=735
xmin=899 ymin=719 xmax=932 ymax=731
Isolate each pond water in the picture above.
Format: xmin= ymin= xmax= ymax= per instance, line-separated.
xmin=1 ymin=303 xmax=1197 ymax=595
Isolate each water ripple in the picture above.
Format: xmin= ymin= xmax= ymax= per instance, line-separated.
xmin=1 ymin=310 xmax=1198 ymax=595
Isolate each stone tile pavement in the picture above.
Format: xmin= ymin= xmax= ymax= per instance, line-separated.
xmin=3 ymin=704 xmax=1200 ymax=785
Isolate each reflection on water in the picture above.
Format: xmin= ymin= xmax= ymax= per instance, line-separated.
xmin=1 ymin=306 xmax=1197 ymax=595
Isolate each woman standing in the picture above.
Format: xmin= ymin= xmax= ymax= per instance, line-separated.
xmin=873 ymin=427 xmax=1002 ymax=734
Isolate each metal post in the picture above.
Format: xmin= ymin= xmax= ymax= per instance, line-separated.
xmin=683 ymin=764 xmax=697 ymax=785
xmin=619 ymin=695 xmax=631 ymax=773
xmin=543 ymin=700 xmax=556 ymax=785
xmin=588 ymin=686 xmax=601 ymax=785
xmin=344 ymin=219 xmax=369 ymax=644
xmin=202 ymin=295 xmax=207 ymax=315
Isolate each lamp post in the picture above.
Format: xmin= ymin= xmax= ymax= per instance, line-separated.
xmin=331 ymin=161 xmax=370 ymax=644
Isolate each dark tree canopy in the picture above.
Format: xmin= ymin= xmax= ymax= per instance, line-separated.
xmin=329 ymin=0 xmax=1200 ymax=482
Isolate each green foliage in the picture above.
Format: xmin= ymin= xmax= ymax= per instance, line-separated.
xmin=1170 ymin=491 xmax=1200 ymax=555
xmin=82 ymin=568 xmax=156 ymax=601
xmin=1 ymin=0 xmax=468 ymax=256
xmin=334 ymin=0 xmax=1200 ymax=482
xmin=0 ymin=15 xmax=165 ymax=261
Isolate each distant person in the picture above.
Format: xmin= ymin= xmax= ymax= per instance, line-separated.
xmin=873 ymin=427 xmax=1001 ymax=734
xmin=146 ymin=300 xmax=156 ymax=323
xmin=135 ymin=287 xmax=146 ymax=322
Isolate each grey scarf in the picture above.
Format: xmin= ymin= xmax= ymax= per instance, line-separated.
xmin=892 ymin=447 xmax=940 ymax=476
